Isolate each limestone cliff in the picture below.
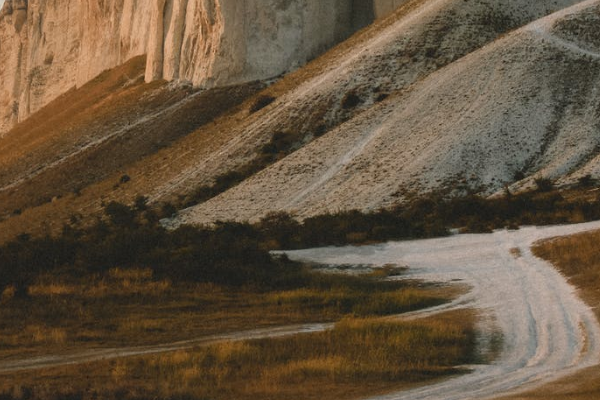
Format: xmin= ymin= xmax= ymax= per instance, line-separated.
xmin=0 ymin=0 xmax=152 ymax=134
xmin=145 ymin=0 xmax=358 ymax=86
xmin=0 ymin=0 xmax=402 ymax=135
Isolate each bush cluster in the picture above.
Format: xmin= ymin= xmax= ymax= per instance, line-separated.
xmin=249 ymin=94 xmax=276 ymax=113
xmin=0 ymin=202 xmax=284 ymax=293
xmin=2 ymin=188 xmax=600 ymax=295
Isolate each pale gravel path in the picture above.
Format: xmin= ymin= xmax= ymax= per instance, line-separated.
xmin=283 ymin=221 xmax=600 ymax=400
xmin=0 ymin=323 xmax=332 ymax=374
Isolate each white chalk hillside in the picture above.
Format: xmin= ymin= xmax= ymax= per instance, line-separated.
xmin=173 ymin=0 xmax=600 ymax=225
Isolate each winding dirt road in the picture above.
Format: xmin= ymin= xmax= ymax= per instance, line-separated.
xmin=0 ymin=323 xmax=332 ymax=374
xmin=2 ymin=222 xmax=600 ymax=400
xmin=284 ymin=221 xmax=600 ymax=400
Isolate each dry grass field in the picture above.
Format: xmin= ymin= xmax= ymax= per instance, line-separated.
xmin=0 ymin=310 xmax=476 ymax=400
xmin=0 ymin=266 xmax=451 ymax=358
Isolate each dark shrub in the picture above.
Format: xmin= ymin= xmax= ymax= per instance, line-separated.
xmin=425 ymin=47 xmax=437 ymax=58
xmin=341 ymin=92 xmax=362 ymax=109
xmin=104 ymin=202 xmax=136 ymax=227
xmin=134 ymin=195 xmax=149 ymax=211
xmin=534 ymin=177 xmax=554 ymax=192
xmin=578 ymin=174 xmax=595 ymax=187
xmin=250 ymin=95 xmax=276 ymax=113
xmin=375 ymin=93 xmax=389 ymax=102
xmin=160 ymin=202 xmax=177 ymax=219
xmin=513 ymin=170 xmax=526 ymax=181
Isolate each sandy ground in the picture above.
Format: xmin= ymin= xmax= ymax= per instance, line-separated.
xmin=283 ymin=221 xmax=600 ymax=400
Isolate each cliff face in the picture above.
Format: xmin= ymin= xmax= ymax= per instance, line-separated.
xmin=0 ymin=0 xmax=401 ymax=135
xmin=0 ymin=0 xmax=152 ymax=134
xmin=145 ymin=0 xmax=358 ymax=86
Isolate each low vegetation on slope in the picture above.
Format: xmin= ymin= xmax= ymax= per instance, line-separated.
xmin=0 ymin=56 xmax=263 ymax=221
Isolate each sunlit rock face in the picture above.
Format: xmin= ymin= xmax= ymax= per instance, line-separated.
xmin=0 ymin=0 xmax=152 ymax=134
xmin=145 ymin=0 xmax=361 ymax=86
xmin=0 ymin=0 xmax=402 ymax=134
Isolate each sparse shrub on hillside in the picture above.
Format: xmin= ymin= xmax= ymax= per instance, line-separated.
xmin=258 ymin=212 xmax=302 ymax=250
xmin=513 ymin=170 xmax=526 ymax=181
xmin=261 ymin=131 xmax=300 ymax=157
xmin=159 ymin=202 xmax=177 ymax=219
xmin=250 ymin=94 xmax=276 ymax=113
xmin=341 ymin=91 xmax=362 ymax=109
xmin=425 ymin=47 xmax=437 ymax=58
xmin=534 ymin=177 xmax=554 ymax=192
xmin=578 ymin=174 xmax=596 ymax=187
xmin=375 ymin=93 xmax=389 ymax=103
xmin=104 ymin=201 xmax=137 ymax=227
xmin=314 ymin=124 xmax=327 ymax=137
xmin=119 ymin=174 xmax=131 ymax=184
xmin=134 ymin=195 xmax=149 ymax=211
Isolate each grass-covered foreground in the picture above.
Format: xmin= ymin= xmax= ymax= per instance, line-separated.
xmin=5 ymin=185 xmax=594 ymax=399
xmin=0 ymin=264 xmax=450 ymax=357
xmin=0 ymin=311 xmax=476 ymax=400
xmin=0 ymin=200 xmax=476 ymax=400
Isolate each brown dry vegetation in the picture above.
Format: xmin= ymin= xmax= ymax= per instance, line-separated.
xmin=0 ymin=266 xmax=451 ymax=360
xmin=495 ymin=230 xmax=600 ymax=400
xmin=533 ymin=231 xmax=600 ymax=308
xmin=0 ymin=310 xmax=476 ymax=400
xmin=0 ymin=55 xmax=262 ymax=223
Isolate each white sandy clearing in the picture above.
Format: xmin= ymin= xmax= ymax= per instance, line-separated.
xmin=282 ymin=221 xmax=600 ymax=400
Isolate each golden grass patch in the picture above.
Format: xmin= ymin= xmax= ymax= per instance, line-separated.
xmin=24 ymin=325 xmax=67 ymax=345
xmin=0 ymin=311 xmax=476 ymax=400
xmin=0 ymin=268 xmax=453 ymax=358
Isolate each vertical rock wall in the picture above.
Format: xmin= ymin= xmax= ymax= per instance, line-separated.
xmin=145 ymin=0 xmax=360 ymax=87
xmin=0 ymin=0 xmax=403 ymax=134
xmin=373 ymin=0 xmax=410 ymax=17
xmin=0 ymin=0 xmax=152 ymax=134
